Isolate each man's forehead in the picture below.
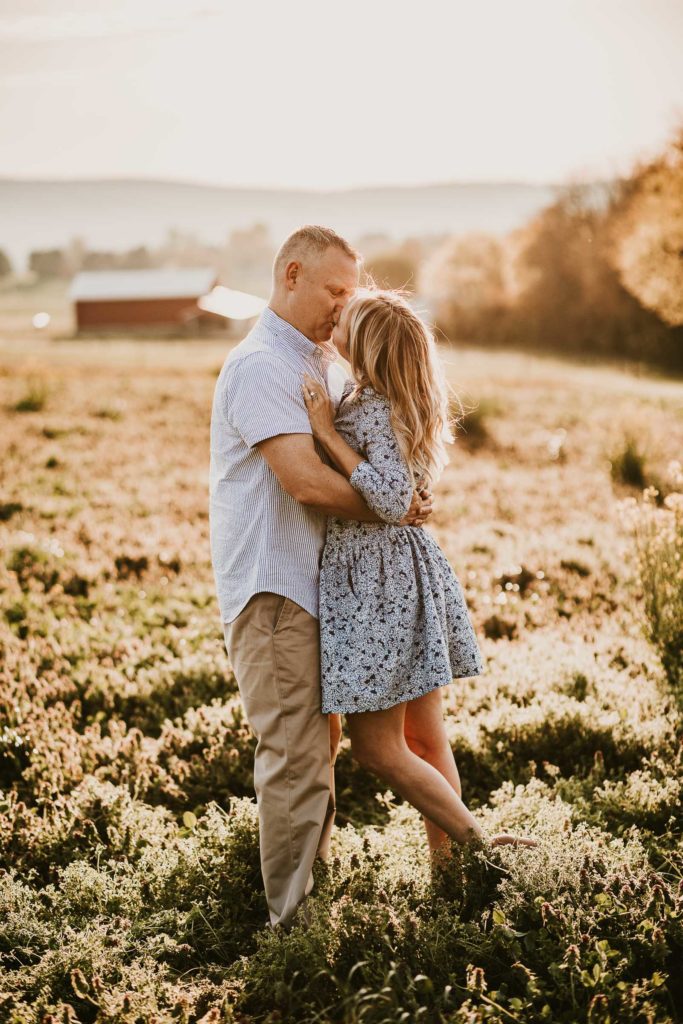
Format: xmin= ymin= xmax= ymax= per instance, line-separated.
xmin=321 ymin=250 xmax=360 ymax=288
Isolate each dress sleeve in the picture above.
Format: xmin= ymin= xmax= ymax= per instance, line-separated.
xmin=348 ymin=393 xmax=414 ymax=523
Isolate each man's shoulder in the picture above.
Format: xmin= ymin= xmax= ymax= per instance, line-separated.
xmin=218 ymin=342 xmax=299 ymax=401
xmin=226 ymin=332 xmax=296 ymax=378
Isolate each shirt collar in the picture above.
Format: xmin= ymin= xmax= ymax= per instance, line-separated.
xmin=261 ymin=306 xmax=335 ymax=370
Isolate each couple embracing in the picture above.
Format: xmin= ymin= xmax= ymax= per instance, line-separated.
xmin=209 ymin=225 xmax=537 ymax=932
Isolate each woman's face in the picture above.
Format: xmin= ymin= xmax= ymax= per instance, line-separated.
xmin=331 ymin=305 xmax=351 ymax=362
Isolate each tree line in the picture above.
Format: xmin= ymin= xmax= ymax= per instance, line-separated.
xmin=421 ymin=124 xmax=683 ymax=372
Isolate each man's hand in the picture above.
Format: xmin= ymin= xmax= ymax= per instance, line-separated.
xmin=400 ymin=486 xmax=433 ymax=527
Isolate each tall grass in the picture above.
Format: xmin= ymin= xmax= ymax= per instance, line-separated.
xmin=610 ymin=435 xmax=648 ymax=489
xmin=619 ymin=463 xmax=683 ymax=704
xmin=2 ymin=341 xmax=682 ymax=1022
xmin=13 ymin=377 xmax=49 ymax=413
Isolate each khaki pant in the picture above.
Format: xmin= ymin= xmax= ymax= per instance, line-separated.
xmin=223 ymin=592 xmax=336 ymax=929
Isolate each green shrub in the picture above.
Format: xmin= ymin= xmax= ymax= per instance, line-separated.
xmin=6 ymin=539 xmax=65 ymax=592
xmin=78 ymin=652 xmax=236 ymax=737
xmin=620 ymin=474 xmax=683 ymax=703
xmin=13 ymin=378 xmax=49 ymax=413
xmin=451 ymin=694 xmax=654 ymax=806
xmin=0 ymin=501 xmax=23 ymax=521
xmin=92 ymin=404 xmax=124 ymax=421
xmin=234 ymin=783 xmax=683 ymax=1023
xmin=452 ymin=397 xmax=501 ymax=451
xmin=610 ymin=436 xmax=647 ymax=488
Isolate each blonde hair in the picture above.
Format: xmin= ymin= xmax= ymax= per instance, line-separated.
xmin=273 ymin=225 xmax=361 ymax=282
xmin=344 ymin=289 xmax=454 ymax=487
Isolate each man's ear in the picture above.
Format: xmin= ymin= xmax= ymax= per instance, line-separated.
xmin=284 ymin=260 xmax=300 ymax=291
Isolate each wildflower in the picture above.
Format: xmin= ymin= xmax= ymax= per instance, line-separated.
xmin=465 ymin=963 xmax=488 ymax=994
xmin=69 ymin=969 xmax=89 ymax=1000
xmin=562 ymin=943 xmax=581 ymax=968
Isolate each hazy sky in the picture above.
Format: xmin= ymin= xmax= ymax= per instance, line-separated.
xmin=1 ymin=0 xmax=682 ymax=189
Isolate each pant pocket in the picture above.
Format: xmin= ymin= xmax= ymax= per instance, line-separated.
xmin=273 ymin=594 xmax=290 ymax=632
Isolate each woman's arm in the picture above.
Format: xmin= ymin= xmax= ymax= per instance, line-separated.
xmin=347 ymin=403 xmax=414 ymax=523
xmin=301 ymin=372 xmax=364 ymax=476
xmin=302 ymin=372 xmax=418 ymax=525
xmin=315 ymin=424 xmax=364 ymax=479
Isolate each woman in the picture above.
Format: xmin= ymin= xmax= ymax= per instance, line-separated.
xmin=302 ymin=289 xmax=537 ymax=856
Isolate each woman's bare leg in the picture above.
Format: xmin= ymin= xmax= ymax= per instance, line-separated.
xmin=346 ymin=700 xmax=488 ymax=845
xmin=404 ymin=688 xmax=461 ymax=856
xmin=347 ymin=694 xmax=538 ymax=851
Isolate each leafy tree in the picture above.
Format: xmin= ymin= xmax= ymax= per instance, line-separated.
xmin=120 ymin=245 xmax=154 ymax=270
xmin=423 ymin=232 xmax=506 ymax=338
xmin=29 ymin=248 xmax=70 ymax=278
xmin=364 ymin=250 xmax=418 ymax=292
xmin=607 ymin=127 xmax=683 ymax=327
xmin=82 ymin=250 xmax=118 ymax=271
xmin=0 ymin=248 xmax=12 ymax=278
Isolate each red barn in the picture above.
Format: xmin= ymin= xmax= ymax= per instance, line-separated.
xmin=69 ymin=267 xmax=219 ymax=333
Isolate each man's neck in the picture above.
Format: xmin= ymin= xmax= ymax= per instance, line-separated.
xmin=267 ymin=299 xmax=322 ymax=347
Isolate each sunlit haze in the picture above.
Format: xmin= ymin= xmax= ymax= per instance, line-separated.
xmin=1 ymin=0 xmax=682 ymax=189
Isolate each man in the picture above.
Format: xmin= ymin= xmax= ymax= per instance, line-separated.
xmin=209 ymin=225 xmax=432 ymax=931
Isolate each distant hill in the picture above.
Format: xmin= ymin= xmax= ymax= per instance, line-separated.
xmin=0 ymin=176 xmax=610 ymax=271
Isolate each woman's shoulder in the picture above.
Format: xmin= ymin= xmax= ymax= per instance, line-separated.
xmin=359 ymin=388 xmax=392 ymax=424
xmin=345 ymin=390 xmax=392 ymax=435
xmin=350 ymin=391 xmax=395 ymax=447
xmin=344 ymin=379 xmax=390 ymax=406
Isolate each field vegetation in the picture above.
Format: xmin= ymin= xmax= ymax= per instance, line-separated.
xmin=1 ymin=331 xmax=682 ymax=1023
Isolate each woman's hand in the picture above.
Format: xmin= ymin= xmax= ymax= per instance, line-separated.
xmin=302 ymin=372 xmax=336 ymax=441
xmin=400 ymin=486 xmax=434 ymax=527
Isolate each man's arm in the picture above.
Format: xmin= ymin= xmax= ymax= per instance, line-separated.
xmin=257 ymin=433 xmax=384 ymax=522
xmin=225 ymin=354 xmax=429 ymax=523
xmin=300 ymin=372 xmax=434 ymax=526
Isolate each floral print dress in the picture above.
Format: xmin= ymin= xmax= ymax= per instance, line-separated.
xmin=319 ymin=378 xmax=485 ymax=714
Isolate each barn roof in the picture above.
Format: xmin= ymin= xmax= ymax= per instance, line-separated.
xmin=198 ymin=285 xmax=267 ymax=321
xmin=69 ymin=267 xmax=217 ymax=302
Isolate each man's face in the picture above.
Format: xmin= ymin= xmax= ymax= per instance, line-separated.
xmin=287 ymin=248 xmax=359 ymax=344
xmin=331 ymin=303 xmax=351 ymax=362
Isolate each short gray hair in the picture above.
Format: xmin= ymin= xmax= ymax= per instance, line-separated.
xmin=273 ymin=224 xmax=361 ymax=281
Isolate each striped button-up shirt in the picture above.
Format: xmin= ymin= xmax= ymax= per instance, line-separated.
xmin=209 ymin=306 xmax=349 ymax=624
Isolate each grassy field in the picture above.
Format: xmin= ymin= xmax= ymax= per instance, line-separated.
xmin=1 ymin=312 xmax=682 ymax=1022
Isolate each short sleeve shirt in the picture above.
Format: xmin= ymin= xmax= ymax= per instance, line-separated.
xmin=209 ymin=306 xmax=349 ymax=623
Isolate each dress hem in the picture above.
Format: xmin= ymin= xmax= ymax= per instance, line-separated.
xmin=321 ymin=665 xmax=484 ymax=715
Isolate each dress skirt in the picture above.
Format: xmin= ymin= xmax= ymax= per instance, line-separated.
xmin=319 ymin=520 xmax=484 ymax=714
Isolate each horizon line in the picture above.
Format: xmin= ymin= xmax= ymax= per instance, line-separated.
xmin=0 ymin=172 xmax=615 ymax=192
